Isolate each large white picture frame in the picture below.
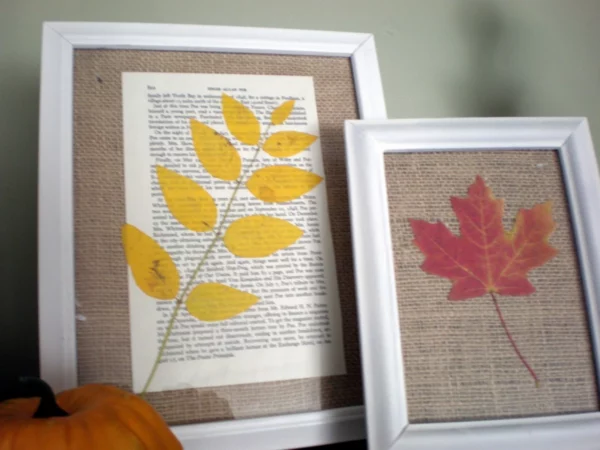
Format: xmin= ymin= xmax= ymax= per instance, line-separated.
xmin=344 ymin=117 xmax=600 ymax=450
xmin=37 ymin=21 xmax=386 ymax=449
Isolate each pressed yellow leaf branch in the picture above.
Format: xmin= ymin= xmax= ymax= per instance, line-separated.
xmin=138 ymin=95 xmax=266 ymax=395
xmin=124 ymin=95 xmax=325 ymax=395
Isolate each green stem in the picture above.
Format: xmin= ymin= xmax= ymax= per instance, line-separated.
xmin=140 ymin=129 xmax=268 ymax=396
xmin=140 ymin=238 xmax=218 ymax=395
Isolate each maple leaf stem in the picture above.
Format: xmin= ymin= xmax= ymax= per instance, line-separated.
xmin=490 ymin=292 xmax=539 ymax=387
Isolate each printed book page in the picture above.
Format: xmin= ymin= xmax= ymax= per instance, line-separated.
xmin=121 ymin=72 xmax=347 ymax=393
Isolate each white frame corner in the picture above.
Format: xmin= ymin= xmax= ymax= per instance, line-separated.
xmin=344 ymin=117 xmax=600 ymax=450
xmin=37 ymin=21 xmax=387 ymax=450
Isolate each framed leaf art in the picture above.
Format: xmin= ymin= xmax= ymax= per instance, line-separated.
xmin=344 ymin=118 xmax=600 ymax=449
xmin=37 ymin=22 xmax=386 ymax=449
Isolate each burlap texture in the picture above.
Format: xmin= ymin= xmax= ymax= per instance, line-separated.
xmin=384 ymin=150 xmax=599 ymax=423
xmin=73 ymin=50 xmax=362 ymax=425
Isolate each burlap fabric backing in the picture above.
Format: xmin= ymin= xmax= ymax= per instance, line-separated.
xmin=384 ymin=150 xmax=598 ymax=423
xmin=73 ymin=49 xmax=362 ymax=425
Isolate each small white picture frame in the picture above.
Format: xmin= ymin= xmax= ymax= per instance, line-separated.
xmin=344 ymin=117 xmax=600 ymax=450
xmin=37 ymin=21 xmax=387 ymax=450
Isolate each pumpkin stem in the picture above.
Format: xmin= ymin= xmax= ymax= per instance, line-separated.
xmin=18 ymin=377 xmax=69 ymax=418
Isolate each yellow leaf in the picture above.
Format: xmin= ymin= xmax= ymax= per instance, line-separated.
xmin=246 ymin=165 xmax=323 ymax=203
xmin=221 ymin=93 xmax=261 ymax=146
xmin=263 ymin=132 xmax=318 ymax=158
xmin=156 ymin=165 xmax=217 ymax=232
xmin=223 ymin=215 xmax=304 ymax=258
xmin=121 ymin=224 xmax=179 ymax=300
xmin=190 ymin=119 xmax=241 ymax=181
xmin=270 ymin=100 xmax=295 ymax=125
xmin=186 ymin=283 xmax=259 ymax=322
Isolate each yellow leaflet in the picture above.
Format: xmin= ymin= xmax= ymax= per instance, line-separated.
xmin=186 ymin=283 xmax=259 ymax=322
xmin=221 ymin=93 xmax=261 ymax=146
xmin=121 ymin=224 xmax=179 ymax=300
xmin=263 ymin=132 xmax=318 ymax=158
xmin=156 ymin=165 xmax=217 ymax=232
xmin=246 ymin=165 xmax=323 ymax=203
xmin=223 ymin=215 xmax=304 ymax=258
xmin=190 ymin=119 xmax=241 ymax=181
xmin=270 ymin=100 xmax=295 ymax=125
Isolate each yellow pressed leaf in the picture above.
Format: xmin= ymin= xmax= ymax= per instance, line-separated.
xmin=223 ymin=215 xmax=304 ymax=258
xmin=190 ymin=118 xmax=241 ymax=180
xmin=270 ymin=100 xmax=295 ymax=125
xmin=121 ymin=224 xmax=179 ymax=300
xmin=263 ymin=132 xmax=318 ymax=158
xmin=221 ymin=93 xmax=261 ymax=146
xmin=156 ymin=165 xmax=217 ymax=232
xmin=246 ymin=165 xmax=323 ymax=203
xmin=186 ymin=283 xmax=259 ymax=322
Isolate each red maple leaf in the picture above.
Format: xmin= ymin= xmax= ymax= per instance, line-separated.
xmin=409 ymin=175 xmax=558 ymax=385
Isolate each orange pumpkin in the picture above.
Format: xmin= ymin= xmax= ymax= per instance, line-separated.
xmin=0 ymin=377 xmax=182 ymax=449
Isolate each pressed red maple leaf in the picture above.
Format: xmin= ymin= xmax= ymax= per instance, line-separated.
xmin=409 ymin=175 xmax=558 ymax=385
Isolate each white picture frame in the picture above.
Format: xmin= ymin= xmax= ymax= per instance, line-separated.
xmin=343 ymin=117 xmax=600 ymax=450
xmin=37 ymin=21 xmax=386 ymax=450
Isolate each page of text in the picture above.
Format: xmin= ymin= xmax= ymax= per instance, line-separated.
xmin=122 ymin=72 xmax=346 ymax=393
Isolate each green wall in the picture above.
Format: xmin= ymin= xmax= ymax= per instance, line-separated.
xmin=1 ymin=0 xmax=600 ymax=391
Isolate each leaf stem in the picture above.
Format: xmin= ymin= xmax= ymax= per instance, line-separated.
xmin=140 ymin=127 xmax=269 ymax=396
xmin=140 ymin=237 xmax=218 ymax=395
xmin=215 ymin=124 xmax=270 ymax=236
xmin=490 ymin=292 xmax=539 ymax=387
